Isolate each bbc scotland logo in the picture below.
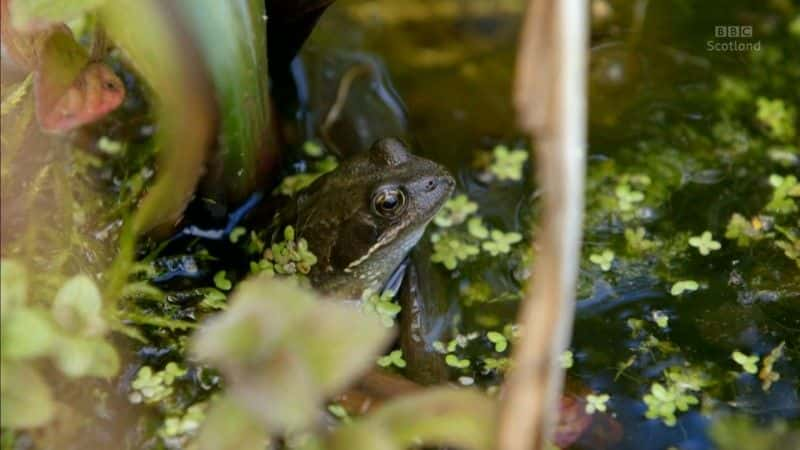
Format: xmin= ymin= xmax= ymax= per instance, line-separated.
xmin=708 ymin=25 xmax=760 ymax=51
xmin=714 ymin=25 xmax=753 ymax=38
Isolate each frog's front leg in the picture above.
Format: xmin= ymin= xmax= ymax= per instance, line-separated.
xmin=397 ymin=243 xmax=457 ymax=385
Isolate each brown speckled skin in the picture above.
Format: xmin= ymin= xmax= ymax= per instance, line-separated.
xmin=274 ymin=138 xmax=454 ymax=299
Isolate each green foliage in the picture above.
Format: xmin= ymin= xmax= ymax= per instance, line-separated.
xmin=670 ymin=280 xmax=699 ymax=296
xmin=559 ymin=350 xmax=574 ymax=369
xmin=481 ymin=230 xmax=522 ymax=256
xmin=625 ymin=227 xmax=658 ymax=253
xmin=585 ymin=393 xmax=610 ymax=414
xmin=254 ymin=226 xmax=319 ymax=276
xmin=377 ymin=350 xmax=407 ymax=368
xmin=486 ymin=331 xmax=508 ymax=352
xmin=642 ymin=382 xmax=698 ymax=426
xmin=731 ymin=351 xmax=759 ymax=374
xmin=0 ymin=261 xmax=119 ymax=429
xmin=213 ymin=271 xmax=233 ymax=291
xmin=434 ymin=194 xmax=478 ymax=227
xmin=10 ymin=0 xmax=107 ymax=29
xmin=177 ymin=0 xmax=273 ymax=202
xmin=275 ymin=155 xmax=338 ymax=197
xmin=361 ymin=289 xmax=402 ymax=327
xmin=725 ymin=214 xmax=765 ymax=246
xmin=711 ymin=415 xmax=800 ymax=450
xmin=615 ymin=183 xmax=645 ymax=212
xmin=99 ymin=0 xmax=215 ymax=235
xmin=652 ymin=310 xmax=669 ymax=328
xmin=755 ymin=97 xmax=796 ymax=142
xmin=130 ymin=363 xmax=187 ymax=404
xmin=190 ymin=277 xmax=496 ymax=449
xmin=430 ymin=232 xmax=480 ymax=269
xmin=688 ymin=231 xmax=721 ymax=256
xmin=326 ymin=388 xmax=496 ymax=450
xmin=765 ymin=174 xmax=799 ymax=214
xmin=445 ymin=354 xmax=471 ymax=369
xmin=589 ymin=249 xmax=615 ymax=271
xmin=192 ymin=277 xmax=392 ymax=432
xmin=52 ymin=275 xmax=107 ymax=336
xmin=488 ymin=145 xmax=528 ymax=181
xmin=194 ymin=396 xmax=266 ymax=450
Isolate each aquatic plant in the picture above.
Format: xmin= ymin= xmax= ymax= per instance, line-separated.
xmin=378 ymin=350 xmax=407 ymax=368
xmin=488 ymin=145 xmax=528 ymax=181
xmin=642 ymin=382 xmax=698 ymax=427
xmin=688 ymin=231 xmax=721 ymax=256
xmin=189 ymin=276 xmax=495 ymax=449
xmin=1 ymin=261 xmax=119 ymax=428
xmin=585 ymin=393 xmax=610 ymax=414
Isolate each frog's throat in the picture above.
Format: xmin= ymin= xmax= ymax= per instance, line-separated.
xmin=343 ymin=222 xmax=426 ymax=274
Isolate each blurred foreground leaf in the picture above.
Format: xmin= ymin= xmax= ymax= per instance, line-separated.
xmin=192 ymin=276 xmax=392 ymax=433
xmin=328 ymin=387 xmax=497 ymax=450
xmin=195 ymin=396 xmax=266 ymax=450
xmin=0 ymin=362 xmax=55 ymax=429
xmin=97 ymin=0 xmax=215 ymax=235
xmin=10 ymin=0 xmax=107 ymax=30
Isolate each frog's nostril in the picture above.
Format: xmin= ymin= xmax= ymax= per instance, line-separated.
xmin=425 ymin=179 xmax=437 ymax=191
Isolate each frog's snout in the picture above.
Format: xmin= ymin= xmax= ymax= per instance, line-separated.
xmin=424 ymin=172 xmax=455 ymax=193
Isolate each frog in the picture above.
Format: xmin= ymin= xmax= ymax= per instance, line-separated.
xmin=272 ymin=137 xmax=455 ymax=300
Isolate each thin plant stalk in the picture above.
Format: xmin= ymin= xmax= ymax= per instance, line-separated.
xmin=497 ymin=0 xmax=588 ymax=449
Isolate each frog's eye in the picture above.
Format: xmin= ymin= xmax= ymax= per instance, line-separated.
xmin=372 ymin=188 xmax=406 ymax=217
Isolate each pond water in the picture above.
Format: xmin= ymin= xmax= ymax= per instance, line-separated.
xmin=2 ymin=1 xmax=796 ymax=449
xmin=301 ymin=1 xmax=799 ymax=448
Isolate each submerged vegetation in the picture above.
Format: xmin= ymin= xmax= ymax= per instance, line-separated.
xmin=1 ymin=0 xmax=799 ymax=449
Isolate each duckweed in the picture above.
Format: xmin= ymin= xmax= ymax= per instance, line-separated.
xmin=585 ymin=393 xmax=610 ymax=414
xmin=481 ymin=230 xmax=523 ymax=256
xmin=434 ymin=194 xmax=478 ymax=227
xmin=589 ymin=249 xmax=615 ymax=271
xmin=688 ymin=231 xmax=721 ymax=256
xmin=377 ymin=350 xmax=407 ymax=368
xmin=670 ymin=280 xmax=699 ymax=296
xmin=731 ymin=351 xmax=759 ymax=375
xmin=430 ymin=232 xmax=480 ymax=269
xmin=488 ymin=145 xmax=528 ymax=181
xmin=643 ymin=382 xmax=698 ymax=427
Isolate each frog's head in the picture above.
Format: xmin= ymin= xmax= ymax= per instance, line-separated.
xmin=285 ymin=137 xmax=455 ymax=297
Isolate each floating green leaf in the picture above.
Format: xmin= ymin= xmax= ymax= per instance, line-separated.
xmin=589 ymin=249 xmax=615 ymax=271
xmin=670 ymin=280 xmax=699 ymax=296
xmin=756 ymin=97 xmax=796 ymax=142
xmin=486 ymin=331 xmax=508 ymax=352
xmin=431 ymin=233 xmax=480 ymax=269
xmin=689 ymin=231 xmax=721 ymax=255
xmin=482 ymin=230 xmax=522 ymax=256
xmin=489 ymin=145 xmax=528 ymax=181
xmin=378 ymin=350 xmax=407 ymax=368
xmin=643 ymin=382 xmax=698 ymax=426
xmin=732 ymin=351 xmax=759 ymax=374
xmin=214 ymin=271 xmax=233 ymax=291
xmin=434 ymin=195 xmax=478 ymax=227
xmin=585 ymin=393 xmax=610 ymax=414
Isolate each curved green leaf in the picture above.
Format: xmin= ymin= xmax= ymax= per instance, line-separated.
xmin=177 ymin=0 xmax=276 ymax=203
